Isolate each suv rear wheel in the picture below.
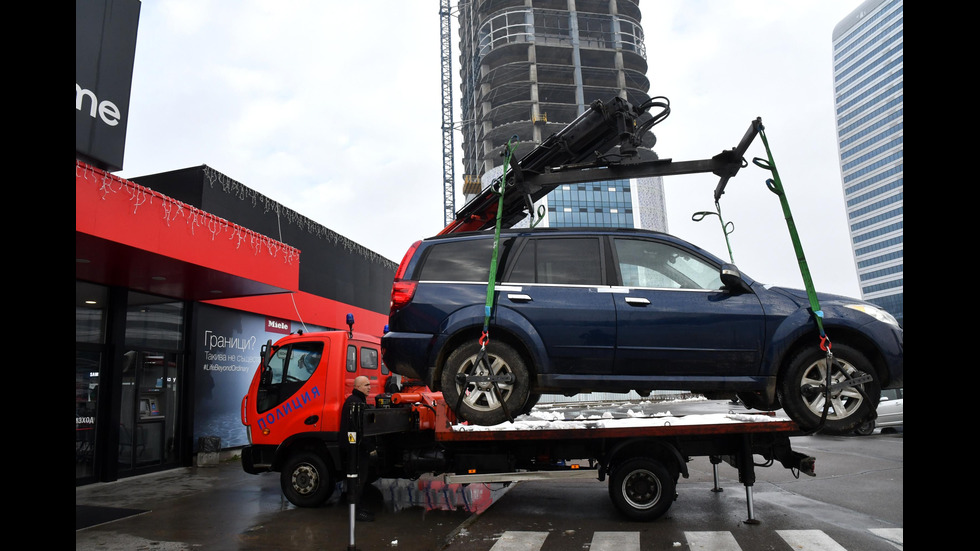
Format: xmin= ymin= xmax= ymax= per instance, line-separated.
xmin=441 ymin=340 xmax=530 ymax=426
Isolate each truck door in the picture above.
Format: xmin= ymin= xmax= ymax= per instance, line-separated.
xmin=250 ymin=340 xmax=327 ymax=441
xmin=609 ymin=236 xmax=765 ymax=379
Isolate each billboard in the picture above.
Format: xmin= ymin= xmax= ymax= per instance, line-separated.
xmin=192 ymin=304 xmax=327 ymax=450
xmin=75 ymin=0 xmax=141 ymax=172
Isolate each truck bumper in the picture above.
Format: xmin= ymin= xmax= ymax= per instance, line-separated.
xmin=241 ymin=444 xmax=276 ymax=474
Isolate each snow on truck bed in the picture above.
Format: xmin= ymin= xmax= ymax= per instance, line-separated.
xmin=452 ymin=402 xmax=792 ymax=432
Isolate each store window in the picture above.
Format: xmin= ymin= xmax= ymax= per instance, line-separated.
xmin=76 ymin=281 xmax=107 ymax=343
xmin=118 ymin=292 xmax=184 ymax=475
xmin=76 ymin=281 xmax=108 ymax=482
xmin=75 ymin=349 xmax=101 ymax=480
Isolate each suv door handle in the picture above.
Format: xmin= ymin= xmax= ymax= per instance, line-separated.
xmin=624 ymin=297 xmax=650 ymax=306
xmin=507 ymin=294 xmax=532 ymax=302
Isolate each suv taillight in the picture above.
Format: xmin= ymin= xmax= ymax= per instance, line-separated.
xmin=390 ymin=280 xmax=418 ymax=311
xmin=390 ymin=241 xmax=421 ymax=312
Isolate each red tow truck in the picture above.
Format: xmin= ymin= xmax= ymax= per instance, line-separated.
xmin=240 ymin=316 xmax=814 ymax=523
xmin=240 ymin=96 xmax=817 ymax=525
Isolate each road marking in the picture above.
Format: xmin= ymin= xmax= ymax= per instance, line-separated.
xmin=869 ymin=528 xmax=903 ymax=550
xmin=777 ymin=530 xmax=847 ymax=550
xmin=684 ymin=531 xmax=742 ymax=551
xmin=482 ymin=528 xmax=904 ymax=550
xmin=590 ymin=531 xmax=640 ymax=551
xmin=489 ymin=531 xmax=548 ymax=550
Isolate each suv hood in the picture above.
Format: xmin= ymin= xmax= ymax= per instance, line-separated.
xmin=766 ymin=285 xmax=869 ymax=308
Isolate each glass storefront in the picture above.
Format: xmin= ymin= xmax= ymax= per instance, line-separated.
xmin=75 ymin=281 xmax=186 ymax=484
xmin=75 ymin=349 xmax=101 ymax=480
xmin=117 ymin=350 xmax=179 ymax=472
xmin=76 ymin=282 xmax=107 ymax=482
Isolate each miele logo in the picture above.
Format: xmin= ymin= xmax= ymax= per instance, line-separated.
xmin=266 ymin=317 xmax=291 ymax=335
xmin=76 ymin=83 xmax=121 ymax=127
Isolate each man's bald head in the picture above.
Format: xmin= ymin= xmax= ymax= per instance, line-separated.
xmin=353 ymin=376 xmax=371 ymax=394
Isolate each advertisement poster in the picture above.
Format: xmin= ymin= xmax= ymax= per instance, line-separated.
xmin=192 ymin=305 xmax=324 ymax=450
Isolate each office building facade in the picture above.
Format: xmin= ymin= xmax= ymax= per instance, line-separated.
xmin=457 ymin=0 xmax=667 ymax=232
xmin=832 ymin=0 xmax=903 ymax=326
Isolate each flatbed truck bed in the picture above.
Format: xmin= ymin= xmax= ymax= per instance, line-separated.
xmin=357 ymin=392 xmax=813 ymax=523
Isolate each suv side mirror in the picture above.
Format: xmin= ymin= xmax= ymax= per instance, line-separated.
xmin=720 ymin=264 xmax=752 ymax=294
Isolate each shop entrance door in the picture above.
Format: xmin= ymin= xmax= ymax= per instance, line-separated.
xmin=118 ymin=350 xmax=180 ymax=474
xmin=75 ymin=349 xmax=101 ymax=481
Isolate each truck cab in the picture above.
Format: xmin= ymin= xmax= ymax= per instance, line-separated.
xmin=240 ymin=325 xmax=392 ymax=506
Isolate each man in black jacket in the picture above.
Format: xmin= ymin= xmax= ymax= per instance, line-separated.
xmin=340 ymin=375 xmax=374 ymax=522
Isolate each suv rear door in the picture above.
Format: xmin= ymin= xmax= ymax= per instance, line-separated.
xmin=501 ymin=235 xmax=616 ymax=379
xmin=609 ymin=235 xmax=766 ymax=379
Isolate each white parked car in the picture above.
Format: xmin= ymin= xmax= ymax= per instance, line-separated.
xmin=855 ymin=388 xmax=903 ymax=435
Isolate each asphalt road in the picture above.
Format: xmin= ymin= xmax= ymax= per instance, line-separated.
xmin=76 ymin=399 xmax=903 ymax=551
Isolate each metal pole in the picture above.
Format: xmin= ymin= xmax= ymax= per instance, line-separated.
xmin=346 ymin=402 xmax=363 ymax=550
xmin=709 ymin=456 xmax=723 ymax=493
xmin=738 ymin=434 xmax=760 ymax=525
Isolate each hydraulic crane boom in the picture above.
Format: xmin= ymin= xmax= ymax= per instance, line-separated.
xmin=439 ymin=95 xmax=761 ymax=235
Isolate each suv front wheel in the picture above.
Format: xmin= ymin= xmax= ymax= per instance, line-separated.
xmin=778 ymin=343 xmax=879 ymax=434
xmin=441 ymin=340 xmax=530 ymax=426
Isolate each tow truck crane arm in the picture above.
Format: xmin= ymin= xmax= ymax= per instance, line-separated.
xmin=439 ymin=95 xmax=761 ymax=235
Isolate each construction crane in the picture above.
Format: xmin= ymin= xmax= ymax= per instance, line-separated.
xmin=439 ymin=0 xmax=455 ymax=226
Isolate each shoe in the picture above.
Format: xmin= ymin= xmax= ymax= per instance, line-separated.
xmin=355 ymin=510 xmax=374 ymax=522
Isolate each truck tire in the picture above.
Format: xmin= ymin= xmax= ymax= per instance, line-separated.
xmin=608 ymin=458 xmax=676 ymax=521
xmin=854 ymin=419 xmax=876 ymax=436
xmin=778 ymin=343 xmax=880 ymax=434
xmin=441 ymin=340 xmax=530 ymax=426
xmin=281 ymin=451 xmax=335 ymax=507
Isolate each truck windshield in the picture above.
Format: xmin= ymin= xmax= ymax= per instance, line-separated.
xmin=257 ymin=342 xmax=325 ymax=413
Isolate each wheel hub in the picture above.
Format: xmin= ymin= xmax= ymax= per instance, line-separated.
xmin=624 ymin=471 xmax=660 ymax=508
xmin=292 ymin=465 xmax=317 ymax=495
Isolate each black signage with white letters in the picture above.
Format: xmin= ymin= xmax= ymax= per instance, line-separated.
xmin=75 ymin=0 xmax=141 ymax=172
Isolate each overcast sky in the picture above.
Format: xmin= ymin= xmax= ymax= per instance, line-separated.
xmin=116 ymin=0 xmax=864 ymax=297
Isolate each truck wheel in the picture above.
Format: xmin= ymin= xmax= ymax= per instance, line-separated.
xmin=441 ymin=340 xmax=530 ymax=426
xmin=608 ymin=458 xmax=676 ymax=521
xmin=854 ymin=419 xmax=876 ymax=436
xmin=281 ymin=451 xmax=335 ymax=507
xmin=778 ymin=343 xmax=879 ymax=434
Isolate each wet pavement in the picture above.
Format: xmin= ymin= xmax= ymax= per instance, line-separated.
xmin=75 ymin=456 xmax=512 ymax=551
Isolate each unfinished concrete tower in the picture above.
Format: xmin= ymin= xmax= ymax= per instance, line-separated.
xmin=457 ymin=0 xmax=666 ymax=231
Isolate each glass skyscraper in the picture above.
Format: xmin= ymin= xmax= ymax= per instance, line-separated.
xmin=832 ymin=0 xmax=903 ymax=326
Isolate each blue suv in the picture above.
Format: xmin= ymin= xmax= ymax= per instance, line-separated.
xmin=381 ymin=228 xmax=903 ymax=433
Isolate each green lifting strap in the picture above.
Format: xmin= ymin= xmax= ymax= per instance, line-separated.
xmin=481 ymin=137 xmax=520 ymax=346
xmin=692 ymin=200 xmax=736 ymax=263
xmin=752 ymin=124 xmax=827 ymax=339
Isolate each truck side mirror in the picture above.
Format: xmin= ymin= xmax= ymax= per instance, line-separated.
xmin=261 ymin=340 xmax=272 ymax=367
xmin=721 ymin=264 xmax=752 ymax=294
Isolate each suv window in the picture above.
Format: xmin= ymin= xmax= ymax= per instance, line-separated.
xmin=508 ymin=237 xmax=602 ymax=285
xmin=613 ymin=237 xmax=722 ymax=290
xmin=419 ymin=238 xmax=514 ymax=282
